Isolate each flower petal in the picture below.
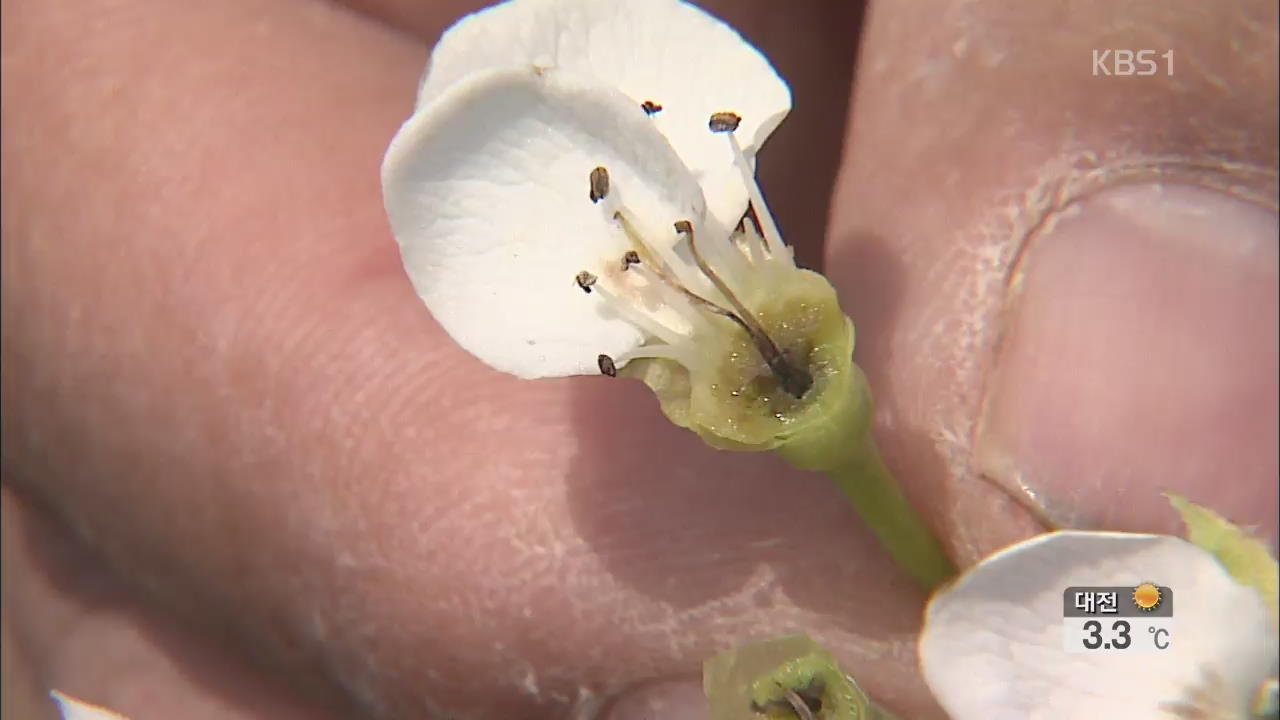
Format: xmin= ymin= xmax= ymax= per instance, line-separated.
xmin=919 ymin=531 xmax=1279 ymax=720
xmin=50 ymin=691 xmax=130 ymax=720
xmin=416 ymin=0 xmax=790 ymax=230
xmin=383 ymin=67 xmax=706 ymax=378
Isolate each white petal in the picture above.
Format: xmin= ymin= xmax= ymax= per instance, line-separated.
xmin=383 ymin=67 xmax=706 ymax=378
xmin=416 ymin=0 xmax=790 ymax=230
xmin=51 ymin=691 xmax=130 ymax=720
xmin=919 ymin=531 xmax=1278 ymax=720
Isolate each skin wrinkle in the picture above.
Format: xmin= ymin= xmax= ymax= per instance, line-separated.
xmin=17 ymin=2 xmax=884 ymax=717
xmin=511 ymin=472 xmax=916 ymax=712
xmin=3 ymin=0 xmax=460 ymax=712
xmin=828 ymin=0 xmax=1278 ymax=565
xmin=2 ymin=488 xmax=355 ymax=720
xmin=968 ymin=154 xmax=1279 ymax=527
xmin=526 ymin=537 xmax=875 ymax=711
xmin=7 ymin=0 xmax=896 ymax=710
xmin=1 ymin=617 xmax=55 ymax=720
xmin=981 ymin=182 xmax=1278 ymax=540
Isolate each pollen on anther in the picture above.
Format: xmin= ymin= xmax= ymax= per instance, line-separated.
xmin=640 ymin=100 xmax=662 ymax=115
xmin=588 ymin=166 xmax=610 ymax=203
xmin=575 ymin=270 xmax=597 ymax=293
xmin=621 ymin=250 xmax=641 ymax=270
xmin=708 ymin=111 xmax=741 ymax=133
xmin=597 ymin=354 xmax=618 ymax=377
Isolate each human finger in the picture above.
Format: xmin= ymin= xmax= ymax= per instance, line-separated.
xmin=823 ymin=0 xmax=1278 ymax=565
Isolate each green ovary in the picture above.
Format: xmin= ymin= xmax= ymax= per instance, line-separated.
xmin=623 ymin=266 xmax=858 ymax=455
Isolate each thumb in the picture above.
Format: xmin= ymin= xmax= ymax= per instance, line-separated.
xmin=823 ymin=0 xmax=1278 ymax=565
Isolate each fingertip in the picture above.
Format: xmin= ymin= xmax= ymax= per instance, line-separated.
xmin=976 ymin=183 xmax=1279 ymax=540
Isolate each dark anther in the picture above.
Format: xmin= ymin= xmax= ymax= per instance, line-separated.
xmin=597 ymin=354 xmax=617 ymax=377
xmin=640 ymin=100 xmax=663 ymax=115
xmin=621 ymin=250 xmax=641 ymax=269
xmin=708 ymin=111 xmax=742 ymax=133
xmin=672 ymin=219 xmax=693 ymax=235
xmin=588 ymin=166 xmax=610 ymax=204
xmin=575 ymin=270 xmax=597 ymax=293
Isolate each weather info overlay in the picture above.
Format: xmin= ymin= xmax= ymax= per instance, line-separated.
xmin=1062 ymin=584 xmax=1173 ymax=653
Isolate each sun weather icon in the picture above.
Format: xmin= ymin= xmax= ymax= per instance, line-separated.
xmin=1132 ymin=582 xmax=1163 ymax=612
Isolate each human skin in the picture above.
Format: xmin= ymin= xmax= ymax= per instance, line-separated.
xmin=1 ymin=0 xmax=1275 ymax=719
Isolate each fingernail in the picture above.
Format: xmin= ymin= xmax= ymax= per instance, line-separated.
xmin=977 ymin=183 xmax=1278 ymax=535
xmin=605 ymin=680 xmax=707 ymax=720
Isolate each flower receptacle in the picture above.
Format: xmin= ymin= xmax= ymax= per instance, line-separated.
xmin=621 ymin=265 xmax=864 ymax=458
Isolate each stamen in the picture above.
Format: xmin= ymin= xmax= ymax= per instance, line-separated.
xmin=690 ymin=217 xmax=752 ymax=291
xmin=627 ymin=261 xmax=723 ymax=331
xmin=597 ymin=354 xmax=618 ymax=376
xmin=739 ymin=219 xmax=766 ymax=266
xmin=612 ymin=208 xmax=710 ymax=295
xmin=708 ymin=111 xmax=742 ymax=133
xmin=676 ymin=221 xmax=812 ymax=399
xmin=597 ymin=173 xmax=740 ymax=300
xmin=593 ymin=283 xmax=688 ymax=347
xmin=674 ymin=220 xmax=759 ymax=327
xmin=709 ymin=113 xmax=788 ymax=259
xmin=640 ymin=100 xmax=662 ymax=115
xmin=579 ymin=166 xmax=808 ymax=386
xmin=588 ymin=166 xmax=610 ymax=204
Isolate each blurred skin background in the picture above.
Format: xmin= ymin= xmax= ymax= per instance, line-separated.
xmin=1 ymin=0 xmax=1275 ymax=718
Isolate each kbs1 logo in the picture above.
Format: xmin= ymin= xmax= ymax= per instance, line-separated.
xmin=1092 ymin=49 xmax=1174 ymax=76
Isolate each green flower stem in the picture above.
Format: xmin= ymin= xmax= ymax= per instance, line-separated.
xmin=777 ymin=363 xmax=956 ymax=591
xmin=629 ymin=266 xmax=954 ymax=590
xmin=824 ymin=431 xmax=955 ymax=591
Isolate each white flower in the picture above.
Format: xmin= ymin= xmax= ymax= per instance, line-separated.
xmin=918 ymin=531 xmax=1279 ymax=720
xmin=50 ymin=691 xmax=130 ymax=720
xmin=413 ymin=0 xmax=790 ymax=236
xmin=381 ymin=0 xmax=819 ymax=385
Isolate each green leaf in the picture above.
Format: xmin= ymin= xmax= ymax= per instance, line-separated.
xmin=1167 ymin=493 xmax=1278 ymax=622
